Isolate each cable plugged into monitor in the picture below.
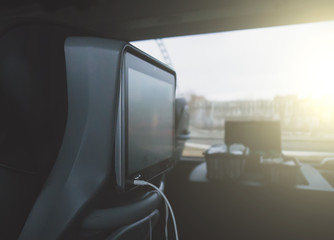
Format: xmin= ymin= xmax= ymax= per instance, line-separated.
xmin=133 ymin=180 xmax=179 ymax=240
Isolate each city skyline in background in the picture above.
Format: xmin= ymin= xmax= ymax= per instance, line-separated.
xmin=132 ymin=20 xmax=334 ymax=102
xmin=188 ymin=94 xmax=334 ymax=133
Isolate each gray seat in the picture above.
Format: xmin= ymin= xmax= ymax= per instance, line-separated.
xmin=1 ymin=24 xmax=164 ymax=240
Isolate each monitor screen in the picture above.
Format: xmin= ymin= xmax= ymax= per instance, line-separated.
xmin=225 ymin=121 xmax=281 ymax=153
xmin=124 ymin=52 xmax=175 ymax=179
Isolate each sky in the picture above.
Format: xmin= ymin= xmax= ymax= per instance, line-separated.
xmin=132 ymin=20 xmax=334 ymax=101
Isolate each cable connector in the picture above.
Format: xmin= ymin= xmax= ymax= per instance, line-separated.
xmin=133 ymin=180 xmax=148 ymax=186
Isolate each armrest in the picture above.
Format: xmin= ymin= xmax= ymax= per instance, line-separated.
xmin=81 ymin=180 xmax=164 ymax=230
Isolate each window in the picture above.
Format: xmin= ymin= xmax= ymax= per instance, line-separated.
xmin=132 ymin=20 xmax=334 ymax=162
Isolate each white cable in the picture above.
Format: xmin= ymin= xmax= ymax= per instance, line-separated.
xmin=165 ymin=201 xmax=169 ymax=240
xmin=133 ymin=180 xmax=179 ymax=240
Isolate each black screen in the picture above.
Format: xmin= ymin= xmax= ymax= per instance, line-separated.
xmin=225 ymin=121 xmax=281 ymax=152
xmin=125 ymin=52 xmax=175 ymax=177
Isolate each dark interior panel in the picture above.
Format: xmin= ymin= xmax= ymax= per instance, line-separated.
xmin=1 ymin=0 xmax=334 ymax=41
xmin=166 ymin=160 xmax=334 ymax=240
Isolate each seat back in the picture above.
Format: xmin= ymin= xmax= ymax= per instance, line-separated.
xmin=106 ymin=210 xmax=160 ymax=240
xmin=1 ymin=25 xmax=166 ymax=240
xmin=0 ymin=24 xmax=69 ymax=239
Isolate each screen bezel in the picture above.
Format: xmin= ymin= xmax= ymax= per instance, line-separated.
xmin=123 ymin=47 xmax=176 ymax=186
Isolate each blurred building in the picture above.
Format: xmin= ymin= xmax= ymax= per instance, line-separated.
xmin=188 ymin=95 xmax=334 ymax=133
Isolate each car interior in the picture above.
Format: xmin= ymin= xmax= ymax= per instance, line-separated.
xmin=1 ymin=0 xmax=334 ymax=239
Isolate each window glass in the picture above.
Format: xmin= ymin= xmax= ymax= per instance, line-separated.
xmin=132 ymin=20 xmax=334 ymax=162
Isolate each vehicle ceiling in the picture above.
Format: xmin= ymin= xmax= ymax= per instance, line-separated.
xmin=1 ymin=0 xmax=334 ymax=40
